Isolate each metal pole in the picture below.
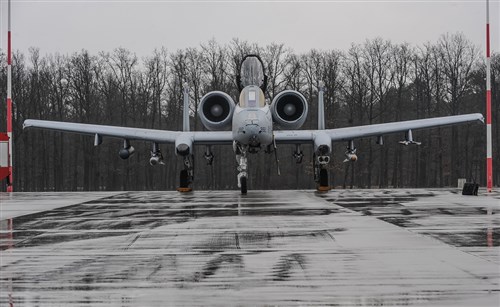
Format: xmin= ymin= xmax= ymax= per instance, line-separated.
xmin=486 ymin=0 xmax=493 ymax=193
xmin=6 ymin=0 xmax=13 ymax=192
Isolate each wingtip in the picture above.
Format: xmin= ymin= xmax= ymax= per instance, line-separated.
xmin=23 ymin=119 xmax=35 ymax=130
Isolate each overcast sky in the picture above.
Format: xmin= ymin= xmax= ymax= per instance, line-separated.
xmin=0 ymin=0 xmax=499 ymax=57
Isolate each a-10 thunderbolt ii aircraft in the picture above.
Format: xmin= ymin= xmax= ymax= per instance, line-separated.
xmin=24 ymin=55 xmax=484 ymax=194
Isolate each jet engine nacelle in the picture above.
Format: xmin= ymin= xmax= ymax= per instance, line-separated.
xmin=271 ymin=90 xmax=308 ymax=129
xmin=198 ymin=91 xmax=235 ymax=131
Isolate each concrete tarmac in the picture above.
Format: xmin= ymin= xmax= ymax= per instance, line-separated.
xmin=0 ymin=189 xmax=499 ymax=306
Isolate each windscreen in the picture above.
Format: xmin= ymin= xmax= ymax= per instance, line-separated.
xmin=239 ymin=86 xmax=266 ymax=108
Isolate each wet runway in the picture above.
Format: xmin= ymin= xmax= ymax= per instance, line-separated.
xmin=0 ymin=189 xmax=499 ymax=306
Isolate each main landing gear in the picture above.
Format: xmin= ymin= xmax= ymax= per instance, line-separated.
xmin=178 ymin=154 xmax=194 ymax=192
xmin=314 ymin=153 xmax=331 ymax=192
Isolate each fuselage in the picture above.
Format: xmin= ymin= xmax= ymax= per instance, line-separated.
xmin=232 ymin=85 xmax=273 ymax=150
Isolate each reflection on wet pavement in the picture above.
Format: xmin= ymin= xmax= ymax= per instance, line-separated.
xmin=320 ymin=189 xmax=500 ymax=249
xmin=0 ymin=189 xmax=499 ymax=306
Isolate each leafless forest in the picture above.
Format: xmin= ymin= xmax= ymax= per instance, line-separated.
xmin=0 ymin=33 xmax=498 ymax=191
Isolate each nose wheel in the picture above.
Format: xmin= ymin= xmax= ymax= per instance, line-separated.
xmin=239 ymin=176 xmax=247 ymax=194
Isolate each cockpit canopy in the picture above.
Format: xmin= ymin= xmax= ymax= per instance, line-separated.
xmin=239 ymin=85 xmax=266 ymax=108
xmin=237 ymin=54 xmax=267 ymax=93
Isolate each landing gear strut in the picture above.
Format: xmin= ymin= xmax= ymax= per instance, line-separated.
xmin=178 ymin=155 xmax=194 ymax=192
xmin=293 ymin=145 xmax=303 ymax=164
xmin=235 ymin=143 xmax=248 ymax=194
xmin=204 ymin=146 xmax=214 ymax=165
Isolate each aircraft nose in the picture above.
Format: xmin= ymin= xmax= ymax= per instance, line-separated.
xmin=244 ymin=124 xmax=261 ymax=135
xmin=242 ymin=124 xmax=261 ymax=146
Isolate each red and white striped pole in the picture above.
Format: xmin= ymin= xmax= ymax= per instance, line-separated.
xmin=486 ymin=0 xmax=493 ymax=193
xmin=6 ymin=0 xmax=13 ymax=192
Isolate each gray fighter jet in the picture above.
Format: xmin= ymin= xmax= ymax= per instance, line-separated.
xmin=24 ymin=55 xmax=484 ymax=194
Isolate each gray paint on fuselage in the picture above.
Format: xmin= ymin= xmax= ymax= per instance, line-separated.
xmin=232 ymin=106 xmax=273 ymax=148
xmin=232 ymin=86 xmax=273 ymax=149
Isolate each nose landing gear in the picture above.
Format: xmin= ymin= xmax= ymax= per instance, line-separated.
xmin=235 ymin=143 xmax=248 ymax=194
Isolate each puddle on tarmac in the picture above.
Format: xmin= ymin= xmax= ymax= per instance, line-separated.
xmin=320 ymin=191 xmax=498 ymax=248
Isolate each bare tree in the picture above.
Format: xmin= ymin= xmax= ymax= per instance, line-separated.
xmin=437 ymin=33 xmax=479 ymax=185
xmin=391 ymin=43 xmax=414 ymax=187
xmin=1 ymin=35 xmax=488 ymax=191
xmin=340 ymin=44 xmax=370 ymax=188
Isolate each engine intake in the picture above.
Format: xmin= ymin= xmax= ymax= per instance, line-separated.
xmin=271 ymin=90 xmax=308 ymax=129
xmin=198 ymin=91 xmax=235 ymax=131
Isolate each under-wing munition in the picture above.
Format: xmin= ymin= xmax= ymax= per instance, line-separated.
xmin=118 ymin=140 xmax=135 ymax=160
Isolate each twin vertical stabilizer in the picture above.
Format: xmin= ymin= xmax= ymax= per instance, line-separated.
xmin=318 ymin=81 xmax=325 ymax=130
xmin=183 ymin=82 xmax=190 ymax=132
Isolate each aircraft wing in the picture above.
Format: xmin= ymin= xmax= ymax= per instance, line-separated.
xmin=274 ymin=113 xmax=484 ymax=144
xmin=24 ymin=113 xmax=483 ymax=146
xmin=23 ymin=120 xmax=234 ymax=145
